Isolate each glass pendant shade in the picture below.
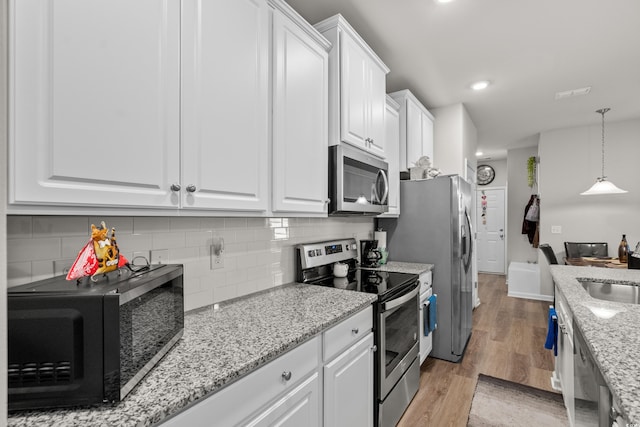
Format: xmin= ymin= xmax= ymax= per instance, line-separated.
xmin=580 ymin=108 xmax=627 ymax=195
xmin=580 ymin=178 xmax=628 ymax=195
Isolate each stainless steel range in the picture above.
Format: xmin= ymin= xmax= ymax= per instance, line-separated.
xmin=296 ymin=238 xmax=420 ymax=427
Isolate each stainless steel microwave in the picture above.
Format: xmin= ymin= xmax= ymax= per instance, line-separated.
xmin=7 ymin=264 xmax=184 ymax=411
xmin=329 ymin=144 xmax=389 ymax=215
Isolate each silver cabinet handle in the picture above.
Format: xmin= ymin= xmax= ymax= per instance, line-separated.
xmin=170 ymin=184 xmax=181 ymax=192
xmin=281 ymin=371 xmax=292 ymax=381
xmin=371 ymin=345 xmax=377 ymax=352
xmin=186 ymin=184 xmax=197 ymax=193
xmin=352 ymin=327 xmax=359 ymax=334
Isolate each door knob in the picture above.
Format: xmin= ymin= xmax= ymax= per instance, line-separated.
xmin=170 ymin=184 xmax=181 ymax=192
xmin=186 ymin=184 xmax=197 ymax=193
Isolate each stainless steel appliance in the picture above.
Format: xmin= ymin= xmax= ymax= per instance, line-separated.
xmin=329 ymin=144 xmax=389 ymax=215
xmin=361 ymin=239 xmax=382 ymax=268
xmin=295 ymin=239 xmax=420 ymax=427
xmin=378 ymin=175 xmax=473 ymax=362
xmin=574 ymin=325 xmax=625 ymax=426
xmin=8 ymin=264 xmax=184 ymax=411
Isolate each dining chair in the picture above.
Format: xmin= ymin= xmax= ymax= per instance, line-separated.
xmin=564 ymin=242 xmax=608 ymax=259
xmin=539 ymin=244 xmax=559 ymax=265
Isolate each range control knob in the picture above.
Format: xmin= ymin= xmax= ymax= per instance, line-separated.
xmin=308 ymin=250 xmax=315 ymax=257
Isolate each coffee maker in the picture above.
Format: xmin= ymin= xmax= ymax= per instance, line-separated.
xmin=360 ymin=240 xmax=382 ymax=268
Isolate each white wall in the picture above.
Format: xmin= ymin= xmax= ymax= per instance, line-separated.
xmin=538 ymin=118 xmax=640 ymax=296
xmin=538 ymin=118 xmax=640 ymax=255
xmin=432 ymin=103 xmax=478 ymax=176
xmin=7 ymin=216 xmax=374 ymax=311
xmin=1 ymin=0 xmax=8 ymax=421
xmin=507 ymin=145 xmax=540 ymax=265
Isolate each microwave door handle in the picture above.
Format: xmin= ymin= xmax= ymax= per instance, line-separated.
xmin=375 ymin=169 xmax=389 ymax=204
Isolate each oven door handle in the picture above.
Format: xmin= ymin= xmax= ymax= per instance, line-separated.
xmin=382 ymin=285 xmax=419 ymax=311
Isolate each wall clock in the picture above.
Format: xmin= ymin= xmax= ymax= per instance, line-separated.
xmin=477 ymin=165 xmax=495 ymax=185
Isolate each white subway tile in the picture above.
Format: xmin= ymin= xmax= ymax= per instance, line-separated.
xmin=186 ymin=230 xmax=213 ymax=247
xmin=199 ymin=217 xmax=225 ymax=230
xmin=185 ymin=289 xmax=214 ymax=312
xmin=32 ymin=260 xmax=54 ymax=281
xmin=7 ymin=262 xmax=32 ymax=286
xmin=61 ymin=236 xmax=92 ymax=258
xmin=133 ymin=217 xmax=171 ymax=233
xmin=170 ymin=217 xmax=201 ymax=232
xmin=7 ymin=216 xmax=32 ymax=239
xmin=33 ymin=216 xmax=89 ymax=237
xmin=214 ymin=284 xmax=238 ymax=303
xmin=225 ymin=218 xmax=247 ymax=228
xmin=9 ymin=238 xmax=61 ymax=263
xmin=152 ymin=231 xmax=186 ymax=249
xmin=88 ymin=217 xmax=134 ymax=234
xmin=117 ymin=233 xmax=153 ymax=253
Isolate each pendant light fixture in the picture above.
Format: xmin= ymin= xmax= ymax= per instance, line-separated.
xmin=580 ymin=108 xmax=628 ymax=195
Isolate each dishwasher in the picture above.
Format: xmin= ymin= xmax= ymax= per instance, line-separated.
xmin=573 ymin=326 xmax=625 ymax=426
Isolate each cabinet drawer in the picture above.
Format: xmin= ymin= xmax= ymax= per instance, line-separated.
xmin=161 ymin=336 xmax=320 ymax=427
xmin=323 ymin=306 xmax=373 ymax=361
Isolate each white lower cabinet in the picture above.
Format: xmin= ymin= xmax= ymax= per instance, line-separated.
xmin=161 ymin=306 xmax=374 ymax=426
xmin=323 ymin=333 xmax=374 ymax=427
xmin=418 ymin=271 xmax=433 ymax=365
xmin=554 ymin=285 xmax=575 ymax=426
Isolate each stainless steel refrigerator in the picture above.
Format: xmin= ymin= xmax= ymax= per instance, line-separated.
xmin=378 ymin=175 xmax=473 ymax=363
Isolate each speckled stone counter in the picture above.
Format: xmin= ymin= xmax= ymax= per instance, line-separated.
xmin=550 ymin=265 xmax=640 ymax=423
xmin=8 ymin=283 xmax=377 ymax=427
xmin=361 ymin=261 xmax=433 ymax=275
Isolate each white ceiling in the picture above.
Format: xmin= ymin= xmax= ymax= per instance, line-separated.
xmin=286 ymin=0 xmax=640 ymax=160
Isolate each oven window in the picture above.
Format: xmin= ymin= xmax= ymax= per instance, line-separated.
xmin=383 ymin=298 xmax=418 ymax=377
xmin=120 ymin=279 xmax=183 ymax=389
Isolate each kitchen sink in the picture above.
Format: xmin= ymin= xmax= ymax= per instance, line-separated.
xmin=578 ymin=280 xmax=640 ymax=304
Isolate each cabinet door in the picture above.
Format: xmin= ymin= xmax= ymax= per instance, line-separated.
xmin=323 ymin=333 xmax=374 ymax=427
xmin=366 ymin=63 xmax=387 ymax=159
xmin=381 ymin=100 xmax=399 ymax=216
xmin=405 ymin=99 xmax=423 ymax=167
xmin=245 ymin=372 xmax=321 ymax=427
xmin=272 ymin=9 xmax=328 ymax=214
xmin=181 ymin=0 xmax=269 ymax=212
xmin=339 ymin=33 xmax=368 ymax=149
xmin=10 ymin=0 xmax=180 ymax=208
xmin=420 ymin=111 xmax=434 ymax=163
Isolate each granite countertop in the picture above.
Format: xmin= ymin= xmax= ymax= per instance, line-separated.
xmin=361 ymin=261 xmax=433 ymax=275
xmin=550 ymin=265 xmax=640 ymax=423
xmin=8 ymin=283 xmax=377 ymax=427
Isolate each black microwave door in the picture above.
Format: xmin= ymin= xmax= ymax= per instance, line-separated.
xmin=8 ymin=295 xmax=106 ymax=410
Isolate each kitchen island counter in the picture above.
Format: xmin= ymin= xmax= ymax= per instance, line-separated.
xmin=8 ymin=283 xmax=377 ymax=427
xmin=550 ymin=265 xmax=640 ymax=424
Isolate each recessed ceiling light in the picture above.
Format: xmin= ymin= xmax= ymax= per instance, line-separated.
xmin=476 ymin=151 xmax=483 ymax=156
xmin=471 ymin=81 xmax=490 ymax=91
xmin=435 ymin=0 xmax=455 ymax=3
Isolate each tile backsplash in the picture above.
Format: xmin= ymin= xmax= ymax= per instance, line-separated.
xmin=7 ymin=216 xmax=374 ymax=311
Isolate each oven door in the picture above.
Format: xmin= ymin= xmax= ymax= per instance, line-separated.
xmin=329 ymin=144 xmax=389 ymax=215
xmin=378 ymin=284 xmax=419 ymax=399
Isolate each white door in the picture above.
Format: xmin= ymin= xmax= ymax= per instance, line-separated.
xmin=476 ymin=188 xmax=506 ymax=274
xmin=10 ymin=0 xmax=181 ymax=208
xmin=271 ymin=8 xmax=329 ymax=214
xmin=323 ymin=334 xmax=374 ymax=427
xmin=181 ymin=0 xmax=269 ymax=212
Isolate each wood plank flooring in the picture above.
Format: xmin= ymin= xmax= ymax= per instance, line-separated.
xmin=397 ymin=273 xmax=557 ymax=426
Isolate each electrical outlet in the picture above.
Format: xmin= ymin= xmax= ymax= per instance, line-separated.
xmin=551 ymin=226 xmax=562 ymax=234
xmin=150 ymin=249 xmax=169 ymax=265
xmin=54 ymin=259 xmax=75 ymax=276
xmin=210 ymin=236 xmax=224 ymax=270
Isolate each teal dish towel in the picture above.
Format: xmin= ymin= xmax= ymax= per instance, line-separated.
xmin=544 ymin=307 xmax=558 ymax=356
xmin=427 ymin=294 xmax=437 ymax=334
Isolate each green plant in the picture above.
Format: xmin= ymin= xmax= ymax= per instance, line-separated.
xmin=527 ymin=156 xmax=537 ymax=188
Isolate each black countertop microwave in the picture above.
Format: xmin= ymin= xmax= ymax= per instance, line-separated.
xmin=7 ymin=264 xmax=184 ymax=411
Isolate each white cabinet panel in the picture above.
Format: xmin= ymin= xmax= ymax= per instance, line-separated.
xmin=271 ymin=6 xmax=329 ymax=214
xmin=181 ymin=0 xmax=269 ymax=212
xmin=389 ymin=89 xmax=434 ymax=171
xmin=316 ymin=15 xmax=389 ymax=159
xmin=323 ymin=333 xmax=374 ymax=427
xmin=10 ymin=0 xmax=180 ymax=208
xmin=379 ymin=96 xmax=400 ymax=217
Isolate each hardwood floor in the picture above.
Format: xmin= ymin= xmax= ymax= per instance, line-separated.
xmin=397 ymin=273 xmax=557 ymax=426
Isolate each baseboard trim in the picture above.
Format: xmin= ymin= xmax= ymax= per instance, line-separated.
xmin=507 ymin=291 xmax=554 ymax=302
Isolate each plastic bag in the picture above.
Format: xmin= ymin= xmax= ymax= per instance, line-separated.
xmin=66 ymin=221 xmax=128 ymax=280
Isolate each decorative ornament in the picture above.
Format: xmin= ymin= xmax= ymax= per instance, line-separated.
xmin=66 ymin=221 xmax=129 ymax=281
xmin=481 ymin=190 xmax=488 ymax=225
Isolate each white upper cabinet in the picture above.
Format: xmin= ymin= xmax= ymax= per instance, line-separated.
xmin=389 ymin=89 xmax=434 ymax=171
xmin=379 ymin=96 xmax=400 ymax=217
xmin=270 ymin=0 xmax=330 ymax=215
xmin=315 ymin=15 xmax=389 ymax=159
xmin=9 ymin=0 xmax=181 ymax=209
xmin=181 ymin=0 xmax=269 ymax=213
